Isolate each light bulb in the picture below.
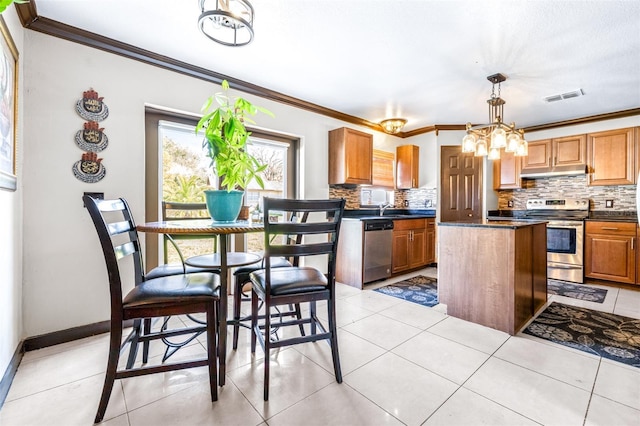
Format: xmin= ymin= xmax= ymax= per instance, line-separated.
xmin=475 ymin=138 xmax=488 ymax=156
xmin=515 ymin=139 xmax=528 ymax=156
xmin=490 ymin=127 xmax=507 ymax=149
xmin=488 ymin=147 xmax=501 ymax=160
xmin=462 ymin=134 xmax=477 ymax=153
xmin=505 ymin=133 xmax=521 ymax=152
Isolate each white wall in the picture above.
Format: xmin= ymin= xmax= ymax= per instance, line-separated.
xmin=0 ymin=11 xmax=24 ymax=380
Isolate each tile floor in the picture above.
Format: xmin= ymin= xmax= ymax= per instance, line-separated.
xmin=1 ymin=267 xmax=639 ymax=426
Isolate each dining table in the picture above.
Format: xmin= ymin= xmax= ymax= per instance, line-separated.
xmin=137 ymin=218 xmax=265 ymax=386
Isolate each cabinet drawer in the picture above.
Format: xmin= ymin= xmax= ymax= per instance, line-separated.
xmin=586 ymin=221 xmax=637 ymax=236
xmin=426 ymin=218 xmax=435 ymax=229
xmin=393 ymin=218 xmax=427 ymax=231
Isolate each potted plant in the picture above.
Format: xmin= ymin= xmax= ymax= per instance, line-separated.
xmin=196 ymin=80 xmax=273 ymax=221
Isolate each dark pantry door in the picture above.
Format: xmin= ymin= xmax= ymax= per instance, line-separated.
xmin=440 ymin=145 xmax=483 ymax=222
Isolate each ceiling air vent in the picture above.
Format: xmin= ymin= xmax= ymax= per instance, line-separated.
xmin=543 ymin=89 xmax=584 ymax=103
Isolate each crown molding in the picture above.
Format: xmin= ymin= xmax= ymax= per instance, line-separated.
xmin=15 ymin=2 xmax=640 ymax=138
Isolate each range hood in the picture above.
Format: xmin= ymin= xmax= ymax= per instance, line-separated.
xmin=520 ymin=164 xmax=587 ymax=179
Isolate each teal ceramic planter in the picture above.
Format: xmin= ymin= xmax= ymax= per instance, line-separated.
xmin=204 ymin=189 xmax=244 ymax=222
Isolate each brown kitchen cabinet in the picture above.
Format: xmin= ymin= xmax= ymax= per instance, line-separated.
xmin=521 ymin=135 xmax=586 ymax=175
xmin=328 ymin=127 xmax=373 ymax=185
xmin=396 ymin=145 xmax=419 ymax=189
xmin=493 ymin=150 xmax=522 ymax=189
xmin=392 ymin=218 xmax=427 ymax=274
xmin=587 ymin=127 xmax=637 ymax=186
xmin=372 ymin=149 xmax=395 ymax=188
xmin=425 ymin=218 xmax=436 ymax=264
xmin=585 ymin=221 xmax=636 ymax=285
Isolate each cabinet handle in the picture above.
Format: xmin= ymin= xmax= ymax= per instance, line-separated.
xmin=468 ymin=213 xmax=473 ymax=217
xmin=632 ymin=238 xmax=635 ymax=250
xmin=554 ymin=156 xmax=557 ymax=166
xmin=601 ymin=227 xmax=619 ymax=231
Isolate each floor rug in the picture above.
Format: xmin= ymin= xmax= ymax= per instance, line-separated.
xmin=373 ymin=275 xmax=438 ymax=307
xmin=547 ymin=279 xmax=608 ymax=303
xmin=523 ymin=302 xmax=640 ymax=368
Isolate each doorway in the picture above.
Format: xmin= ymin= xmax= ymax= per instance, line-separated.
xmin=440 ymin=145 xmax=483 ymax=222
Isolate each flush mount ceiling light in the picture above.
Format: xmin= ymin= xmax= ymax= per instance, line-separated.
xmin=380 ymin=118 xmax=407 ymax=134
xmin=198 ymin=0 xmax=254 ymax=47
xmin=461 ymin=73 xmax=527 ymax=160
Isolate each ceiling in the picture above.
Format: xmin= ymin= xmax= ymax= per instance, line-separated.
xmin=22 ymin=0 xmax=640 ymax=134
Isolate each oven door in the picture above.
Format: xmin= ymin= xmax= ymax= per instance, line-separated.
xmin=546 ymin=220 xmax=584 ymax=283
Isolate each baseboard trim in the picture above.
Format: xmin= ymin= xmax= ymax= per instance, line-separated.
xmin=0 ymin=342 xmax=24 ymax=409
xmin=23 ymin=320 xmax=114 ymax=352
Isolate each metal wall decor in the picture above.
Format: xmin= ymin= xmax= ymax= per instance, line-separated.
xmin=73 ymin=88 xmax=108 ymax=183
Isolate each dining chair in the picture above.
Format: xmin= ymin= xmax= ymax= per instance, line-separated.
xmin=250 ymin=197 xmax=345 ymax=400
xmin=231 ymin=211 xmax=309 ymax=349
xmin=83 ymin=195 xmax=220 ymax=423
xmin=143 ymin=201 xmax=219 ymax=280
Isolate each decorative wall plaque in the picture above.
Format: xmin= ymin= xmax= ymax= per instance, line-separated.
xmin=72 ymin=151 xmax=106 ymax=183
xmin=75 ymin=121 xmax=108 ymax=152
xmin=75 ymin=88 xmax=109 ymax=122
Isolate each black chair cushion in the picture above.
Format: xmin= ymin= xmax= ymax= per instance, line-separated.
xmin=145 ymin=264 xmax=220 ymax=281
xmin=123 ymin=272 xmax=220 ymax=308
xmin=250 ymin=267 xmax=328 ymax=299
xmin=234 ymin=257 xmax=292 ymax=284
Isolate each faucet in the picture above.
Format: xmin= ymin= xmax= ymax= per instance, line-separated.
xmin=379 ymin=202 xmax=392 ymax=216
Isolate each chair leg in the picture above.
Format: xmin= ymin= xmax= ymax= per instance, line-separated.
xmin=95 ymin=323 xmax=123 ymax=423
xmin=125 ymin=319 xmax=142 ymax=369
xmin=310 ymin=301 xmax=317 ymax=335
xmin=263 ymin=301 xmax=271 ymax=401
xmin=294 ymin=303 xmax=305 ymax=336
xmin=232 ymin=279 xmax=244 ymax=350
xmin=250 ymin=290 xmax=258 ymax=353
xmin=142 ymin=318 xmax=152 ymax=363
xmin=328 ymin=298 xmax=342 ymax=383
xmin=206 ymin=301 xmax=218 ymax=401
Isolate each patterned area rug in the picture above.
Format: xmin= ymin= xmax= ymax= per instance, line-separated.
xmin=373 ymin=275 xmax=438 ymax=307
xmin=547 ymin=279 xmax=608 ymax=303
xmin=523 ymin=302 xmax=640 ymax=368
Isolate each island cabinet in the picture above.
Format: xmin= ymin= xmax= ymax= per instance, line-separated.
xmin=425 ymin=218 xmax=436 ymax=264
xmin=585 ymin=221 xmax=636 ymax=284
xmin=521 ymin=135 xmax=586 ymax=175
xmin=587 ymin=127 xmax=637 ymax=186
xmin=396 ymin=145 xmax=419 ymax=189
xmin=328 ymin=127 xmax=373 ymax=185
xmin=372 ymin=149 xmax=395 ymax=188
xmin=493 ymin=150 xmax=522 ymax=189
xmin=392 ymin=218 xmax=427 ymax=274
xmin=438 ymin=221 xmax=547 ymax=335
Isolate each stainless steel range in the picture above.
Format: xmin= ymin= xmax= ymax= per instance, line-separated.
xmin=525 ymin=198 xmax=590 ymax=283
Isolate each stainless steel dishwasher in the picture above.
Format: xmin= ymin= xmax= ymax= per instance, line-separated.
xmin=362 ymin=219 xmax=394 ymax=283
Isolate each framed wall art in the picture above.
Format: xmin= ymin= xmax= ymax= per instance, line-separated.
xmin=0 ymin=16 xmax=18 ymax=191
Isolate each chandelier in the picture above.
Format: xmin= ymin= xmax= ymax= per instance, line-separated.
xmin=198 ymin=0 xmax=255 ymax=47
xmin=380 ymin=118 xmax=407 ymax=134
xmin=461 ymin=73 xmax=527 ymax=159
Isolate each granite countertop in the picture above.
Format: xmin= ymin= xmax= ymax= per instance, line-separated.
xmin=343 ymin=208 xmax=436 ymax=220
xmin=587 ymin=211 xmax=637 ymax=223
xmin=439 ymin=220 xmax=547 ymax=229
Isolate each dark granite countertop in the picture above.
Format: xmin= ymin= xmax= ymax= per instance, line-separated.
xmin=439 ymin=220 xmax=547 ymax=229
xmin=343 ymin=208 xmax=436 ymax=220
xmin=588 ymin=211 xmax=637 ymax=223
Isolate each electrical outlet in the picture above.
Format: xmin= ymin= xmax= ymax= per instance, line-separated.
xmin=605 ymin=199 xmax=614 ymax=208
xmin=507 ymin=200 xmax=514 ymax=208
xmin=403 ymin=200 xmax=409 ymax=207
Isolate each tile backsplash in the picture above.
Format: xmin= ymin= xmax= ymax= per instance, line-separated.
xmin=496 ymin=175 xmax=637 ymax=211
xmin=329 ymin=186 xmax=437 ymax=210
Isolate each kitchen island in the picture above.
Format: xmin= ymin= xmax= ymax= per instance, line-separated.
xmin=438 ymin=220 xmax=547 ymax=335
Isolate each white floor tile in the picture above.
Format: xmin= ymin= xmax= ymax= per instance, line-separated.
xmin=377 ymin=299 xmax=447 ymax=329
xmin=341 ymin=313 xmax=422 ymax=350
xmin=426 ymin=315 xmax=510 ymax=354
xmin=424 ymin=387 xmax=539 ymax=425
xmin=464 ymin=357 xmax=591 ymax=426
xmin=584 ymin=394 xmax=640 ymax=426
xmin=593 ymin=360 xmax=640 ymax=410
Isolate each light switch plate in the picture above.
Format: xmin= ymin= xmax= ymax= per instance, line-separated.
xmin=605 ymin=199 xmax=614 ymax=208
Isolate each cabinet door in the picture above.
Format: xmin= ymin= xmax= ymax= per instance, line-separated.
xmin=521 ymin=139 xmax=552 ymax=173
xmin=587 ymin=127 xmax=636 ymax=186
xmin=328 ymin=127 xmax=373 ymax=185
xmin=396 ymin=145 xmax=419 ymax=189
xmin=409 ymin=228 xmax=427 ymax=269
xmin=372 ymin=149 xmax=395 ymax=188
xmin=392 ymin=230 xmax=410 ymax=273
xmin=493 ymin=150 xmax=521 ymax=189
xmin=553 ymin=134 xmax=586 ymax=167
xmin=425 ymin=219 xmax=436 ymax=264
xmin=585 ymin=234 xmax=636 ymax=284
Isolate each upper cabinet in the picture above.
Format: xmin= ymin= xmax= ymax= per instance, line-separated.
xmin=520 ymin=135 xmax=586 ymax=177
xmin=372 ymin=149 xmax=395 ymax=188
xmin=328 ymin=127 xmax=373 ymax=185
xmin=587 ymin=127 xmax=637 ymax=186
xmin=396 ymin=145 xmax=419 ymax=189
xmin=493 ymin=150 xmax=522 ymax=189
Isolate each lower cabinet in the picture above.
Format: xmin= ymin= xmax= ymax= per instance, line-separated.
xmin=585 ymin=221 xmax=636 ymax=284
xmin=392 ymin=218 xmax=433 ymax=274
